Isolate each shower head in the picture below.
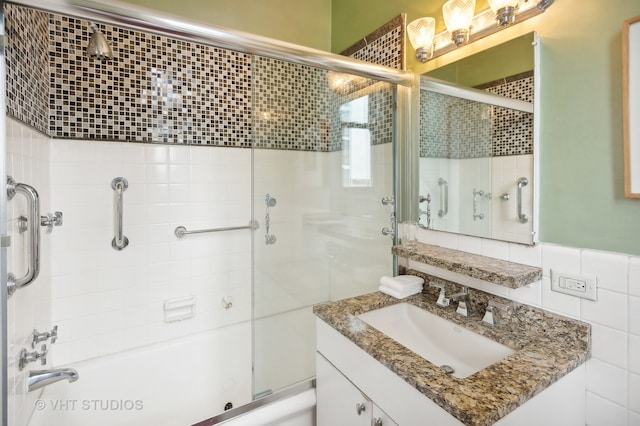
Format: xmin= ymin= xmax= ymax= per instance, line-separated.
xmin=87 ymin=22 xmax=113 ymax=60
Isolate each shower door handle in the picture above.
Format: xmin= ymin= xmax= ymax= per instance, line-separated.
xmin=6 ymin=176 xmax=41 ymax=297
xmin=111 ymin=177 xmax=129 ymax=250
xmin=517 ymin=177 xmax=528 ymax=224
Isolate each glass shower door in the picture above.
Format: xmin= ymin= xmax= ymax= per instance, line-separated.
xmin=251 ymin=57 xmax=397 ymax=397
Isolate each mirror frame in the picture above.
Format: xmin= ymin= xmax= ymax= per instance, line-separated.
xmin=412 ymin=32 xmax=541 ymax=245
xmin=623 ymin=16 xmax=640 ymax=198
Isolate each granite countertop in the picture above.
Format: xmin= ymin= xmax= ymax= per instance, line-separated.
xmin=313 ymin=290 xmax=590 ymax=426
xmin=393 ymin=243 xmax=542 ymax=288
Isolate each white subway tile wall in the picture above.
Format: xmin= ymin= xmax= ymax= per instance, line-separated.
xmin=48 ymin=138 xmax=253 ymax=366
xmin=419 ymin=154 xmax=533 ymax=244
xmin=414 ymin=228 xmax=640 ymax=424
xmin=6 ymin=119 xmax=52 ymax=426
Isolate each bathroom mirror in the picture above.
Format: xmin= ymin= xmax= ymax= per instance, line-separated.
xmin=418 ymin=33 xmax=537 ymax=245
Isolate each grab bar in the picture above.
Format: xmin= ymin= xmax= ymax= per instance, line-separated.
xmin=517 ymin=177 xmax=529 ymax=224
xmin=175 ymin=221 xmax=259 ymax=238
xmin=6 ymin=176 xmax=41 ymax=297
xmin=111 ymin=177 xmax=129 ymax=250
xmin=437 ymin=178 xmax=448 ymax=218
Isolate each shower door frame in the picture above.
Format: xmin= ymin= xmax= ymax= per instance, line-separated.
xmin=1 ymin=0 xmax=416 ymax=423
xmin=1 ymin=1 xmax=9 ymax=425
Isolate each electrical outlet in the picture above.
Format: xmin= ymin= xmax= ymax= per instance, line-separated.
xmin=550 ymin=270 xmax=597 ymax=301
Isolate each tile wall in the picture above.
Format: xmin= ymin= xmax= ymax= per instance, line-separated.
xmin=341 ymin=14 xmax=405 ymax=70
xmin=407 ymin=229 xmax=640 ymax=425
xmin=48 ymin=138 xmax=253 ymax=365
xmin=5 ymin=120 xmax=53 ymax=426
xmin=420 ymin=75 xmax=534 ymax=159
xmin=4 ymin=5 xmax=49 ymax=135
xmin=419 ymin=154 xmax=533 ymax=245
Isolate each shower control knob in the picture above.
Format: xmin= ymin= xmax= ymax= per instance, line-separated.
xmin=19 ymin=345 xmax=48 ymax=371
xmin=355 ymin=402 xmax=366 ymax=415
xmin=32 ymin=325 xmax=58 ymax=348
xmin=41 ymin=211 xmax=63 ymax=234
xmin=374 ymin=418 xmax=383 ymax=426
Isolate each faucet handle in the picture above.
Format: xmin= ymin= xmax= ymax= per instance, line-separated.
xmin=32 ymin=325 xmax=58 ymax=348
xmin=39 ymin=345 xmax=48 ymax=366
xmin=482 ymin=300 xmax=512 ymax=326
xmin=19 ymin=344 xmax=48 ymax=371
xmin=429 ymin=282 xmax=449 ymax=307
xmin=449 ymin=287 xmax=469 ymax=316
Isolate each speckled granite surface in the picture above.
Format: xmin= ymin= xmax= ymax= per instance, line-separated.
xmin=313 ymin=285 xmax=590 ymax=426
xmin=393 ymin=242 xmax=542 ymax=288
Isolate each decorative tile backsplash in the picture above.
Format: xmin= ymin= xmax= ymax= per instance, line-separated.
xmin=341 ymin=14 xmax=406 ymax=70
xmin=5 ymin=4 xmax=395 ymax=153
xmin=48 ymin=14 xmax=253 ymax=145
xmin=5 ymin=4 xmax=50 ymax=135
xmin=420 ymin=74 xmax=534 ymax=158
xmin=253 ymin=57 xmax=331 ymax=151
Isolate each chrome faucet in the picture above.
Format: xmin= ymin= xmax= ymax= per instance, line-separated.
xmin=28 ymin=368 xmax=79 ymax=392
xmin=429 ymin=282 xmax=449 ymax=307
xmin=448 ymin=287 xmax=470 ymax=316
xmin=482 ymin=300 xmax=512 ymax=326
xmin=429 ymin=283 xmax=469 ymax=315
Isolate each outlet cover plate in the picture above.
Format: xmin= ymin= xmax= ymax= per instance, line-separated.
xmin=550 ymin=269 xmax=597 ymax=301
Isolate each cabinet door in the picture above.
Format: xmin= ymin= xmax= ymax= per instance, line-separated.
xmin=372 ymin=405 xmax=399 ymax=426
xmin=316 ymin=353 xmax=372 ymax=426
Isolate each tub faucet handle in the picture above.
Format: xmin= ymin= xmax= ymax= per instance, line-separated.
xmin=32 ymin=325 xmax=58 ymax=348
xmin=19 ymin=344 xmax=48 ymax=371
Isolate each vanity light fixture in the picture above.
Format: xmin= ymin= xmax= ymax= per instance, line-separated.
xmin=413 ymin=0 xmax=556 ymax=62
xmin=442 ymin=0 xmax=476 ymax=47
xmin=487 ymin=0 xmax=519 ymax=26
xmin=407 ymin=17 xmax=436 ymax=62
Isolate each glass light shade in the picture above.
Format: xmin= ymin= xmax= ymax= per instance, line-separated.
xmin=407 ymin=17 xmax=436 ymax=50
xmin=442 ymin=0 xmax=476 ymax=33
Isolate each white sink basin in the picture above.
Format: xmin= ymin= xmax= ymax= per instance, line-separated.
xmin=357 ymin=303 xmax=514 ymax=378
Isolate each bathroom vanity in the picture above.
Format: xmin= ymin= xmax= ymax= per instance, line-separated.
xmin=314 ymin=288 xmax=590 ymax=425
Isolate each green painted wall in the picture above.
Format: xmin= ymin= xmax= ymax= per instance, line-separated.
xmin=425 ymin=33 xmax=534 ymax=87
xmin=333 ymin=0 xmax=640 ymax=256
xmin=118 ymin=0 xmax=331 ymax=50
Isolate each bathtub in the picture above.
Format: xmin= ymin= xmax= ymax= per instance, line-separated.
xmin=27 ymin=322 xmax=265 ymax=426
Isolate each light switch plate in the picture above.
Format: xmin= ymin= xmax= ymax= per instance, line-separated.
xmin=550 ymin=269 xmax=597 ymax=301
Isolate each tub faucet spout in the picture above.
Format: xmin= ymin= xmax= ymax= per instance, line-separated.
xmin=28 ymin=368 xmax=79 ymax=392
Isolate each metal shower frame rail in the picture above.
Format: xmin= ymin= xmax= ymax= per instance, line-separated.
xmin=11 ymin=0 xmax=414 ymax=87
xmin=420 ymin=75 xmax=534 ymax=113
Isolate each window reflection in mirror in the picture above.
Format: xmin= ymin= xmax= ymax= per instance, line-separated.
xmin=419 ymin=32 xmax=536 ymax=245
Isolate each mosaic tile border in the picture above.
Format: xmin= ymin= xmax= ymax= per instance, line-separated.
xmin=420 ymin=74 xmax=534 ymax=158
xmin=48 ymin=14 xmax=253 ymax=146
xmin=341 ymin=14 xmax=406 ymax=71
xmin=6 ymin=5 xmax=398 ymax=153
xmin=5 ymin=4 xmax=50 ymax=135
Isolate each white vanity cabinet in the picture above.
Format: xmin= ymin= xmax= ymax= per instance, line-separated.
xmin=316 ymin=317 xmax=586 ymax=426
xmin=317 ymin=353 xmax=398 ymax=426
